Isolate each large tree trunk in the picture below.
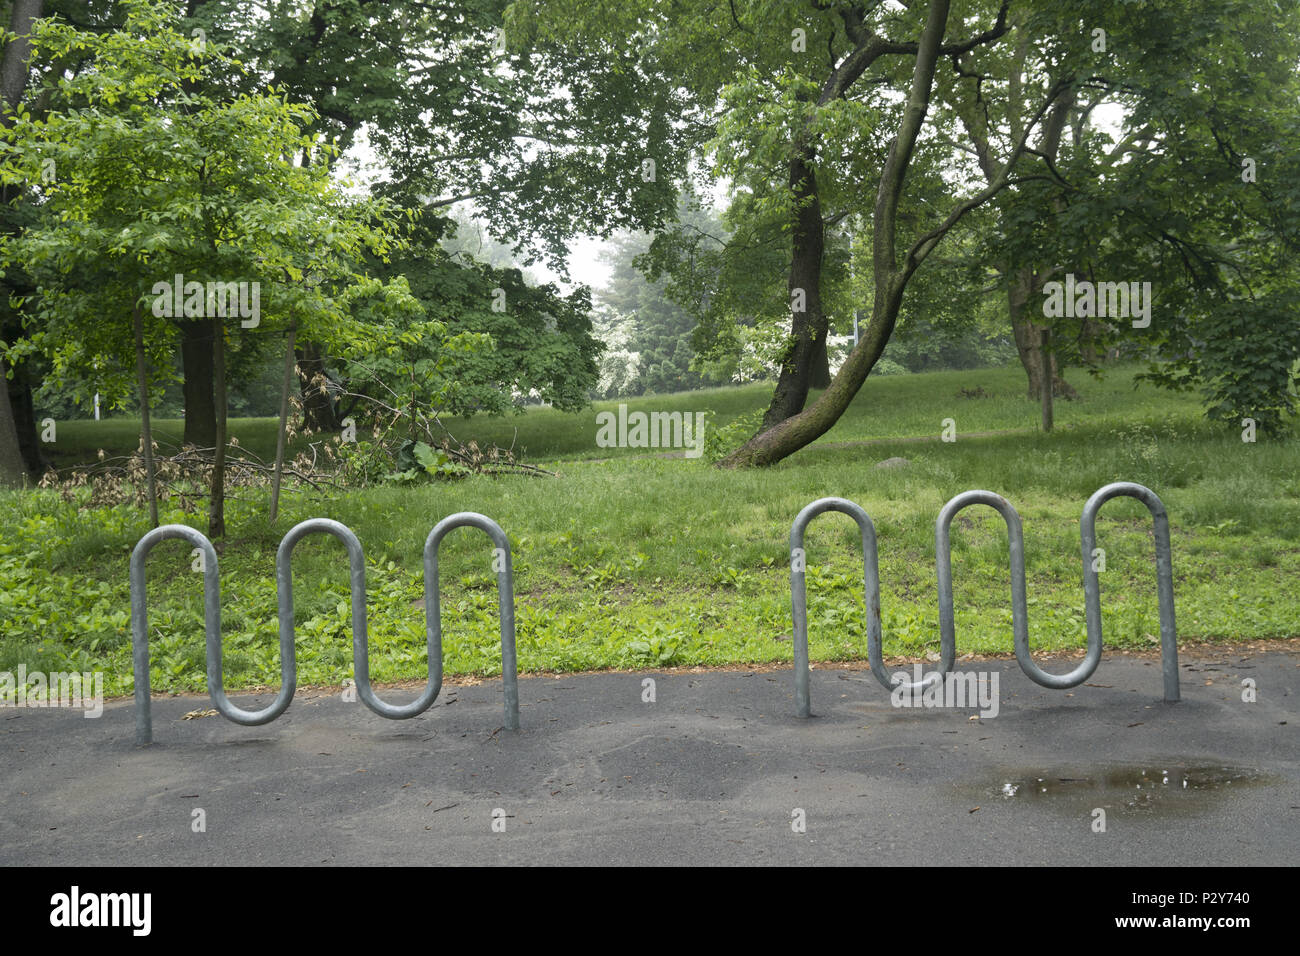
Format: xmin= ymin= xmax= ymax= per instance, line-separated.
xmin=0 ymin=0 xmax=45 ymax=483
xmin=760 ymin=153 xmax=828 ymax=430
xmin=1009 ymin=266 xmax=1077 ymax=400
xmin=180 ymin=319 xmax=216 ymax=449
xmin=0 ymin=0 xmax=42 ymax=110
xmin=810 ymin=334 xmax=831 ymax=389
xmin=295 ymin=340 xmax=340 ymax=432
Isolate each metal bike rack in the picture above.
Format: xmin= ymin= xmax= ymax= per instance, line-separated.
xmin=790 ymin=498 xmax=946 ymax=718
xmin=790 ymin=482 xmax=1179 ymax=716
xmin=130 ymin=512 xmax=519 ymax=744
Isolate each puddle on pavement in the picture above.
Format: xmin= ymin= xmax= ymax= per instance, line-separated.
xmin=967 ymin=765 xmax=1278 ymax=817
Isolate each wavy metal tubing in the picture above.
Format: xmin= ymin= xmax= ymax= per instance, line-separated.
xmin=130 ymin=512 xmax=518 ymax=744
xmin=790 ymin=482 xmax=1179 ymax=717
xmin=790 ymin=497 xmax=952 ymax=718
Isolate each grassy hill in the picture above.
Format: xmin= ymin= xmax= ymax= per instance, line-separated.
xmin=46 ymin=362 xmax=1208 ymax=467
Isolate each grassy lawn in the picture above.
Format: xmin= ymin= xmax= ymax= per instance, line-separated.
xmin=4 ymin=362 xmax=1297 ymax=698
xmin=46 ymin=362 xmax=1207 ymax=466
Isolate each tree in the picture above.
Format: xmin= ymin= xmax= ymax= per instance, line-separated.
xmin=936 ymin=0 xmax=1300 ymax=429
xmin=2 ymin=1 xmax=124 ymax=479
xmin=0 ymin=0 xmax=419 ymax=533
xmin=525 ymin=0 xmax=1014 ymax=438
xmin=596 ymin=216 xmax=724 ymax=395
xmin=379 ymin=235 xmax=603 ymax=416
xmin=717 ymin=0 xmax=1036 ymax=465
xmin=178 ymin=0 xmax=694 ymax=430
xmin=0 ymin=0 xmax=43 ymax=486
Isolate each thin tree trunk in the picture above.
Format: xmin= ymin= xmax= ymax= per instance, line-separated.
xmin=1041 ymin=327 xmax=1054 ymax=432
xmin=208 ymin=316 xmax=227 ymax=538
xmin=133 ymin=303 xmax=158 ymax=527
xmin=269 ymin=321 xmax=296 ymax=524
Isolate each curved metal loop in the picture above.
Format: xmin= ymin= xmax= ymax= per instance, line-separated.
xmin=130 ymin=524 xmax=295 ymax=745
xmin=790 ymin=497 xmax=948 ymax=718
xmin=425 ymin=512 xmax=519 ymax=730
xmin=936 ymin=489 xmax=1103 ymax=690
xmin=279 ymin=518 xmax=442 ymax=720
xmin=1082 ymin=482 xmax=1179 ymax=702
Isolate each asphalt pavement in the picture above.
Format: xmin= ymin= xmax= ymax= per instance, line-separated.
xmin=2 ymin=646 xmax=1295 ymax=865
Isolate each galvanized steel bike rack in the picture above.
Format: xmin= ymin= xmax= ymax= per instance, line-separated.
xmin=130 ymin=512 xmax=518 ymax=744
xmin=790 ymin=481 xmax=1179 ymax=717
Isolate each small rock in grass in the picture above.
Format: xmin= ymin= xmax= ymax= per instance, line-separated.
xmin=876 ymin=456 xmax=911 ymax=469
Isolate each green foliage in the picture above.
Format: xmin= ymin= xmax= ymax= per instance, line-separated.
xmin=377 ymin=238 xmax=601 ymax=416
xmin=185 ymin=0 xmax=692 ymax=270
xmin=952 ymin=0 xmax=1300 ymax=433
xmin=392 ymin=440 xmax=472 ymax=483
xmin=625 ymin=624 xmax=683 ymax=666
xmin=703 ymin=407 xmax=766 ymax=463
xmin=0 ymin=0 xmax=418 ymax=413
xmin=594 ymin=220 xmax=724 ymax=396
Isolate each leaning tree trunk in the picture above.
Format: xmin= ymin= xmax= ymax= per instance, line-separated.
xmin=180 ymin=319 xmax=217 ymax=449
xmin=726 ymin=272 xmax=904 ymax=467
xmin=760 ymin=153 xmax=829 ymax=430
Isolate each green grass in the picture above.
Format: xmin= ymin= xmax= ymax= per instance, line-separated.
xmin=4 ymin=362 xmax=1297 ymax=698
xmin=46 ymin=362 xmax=1207 ymax=466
